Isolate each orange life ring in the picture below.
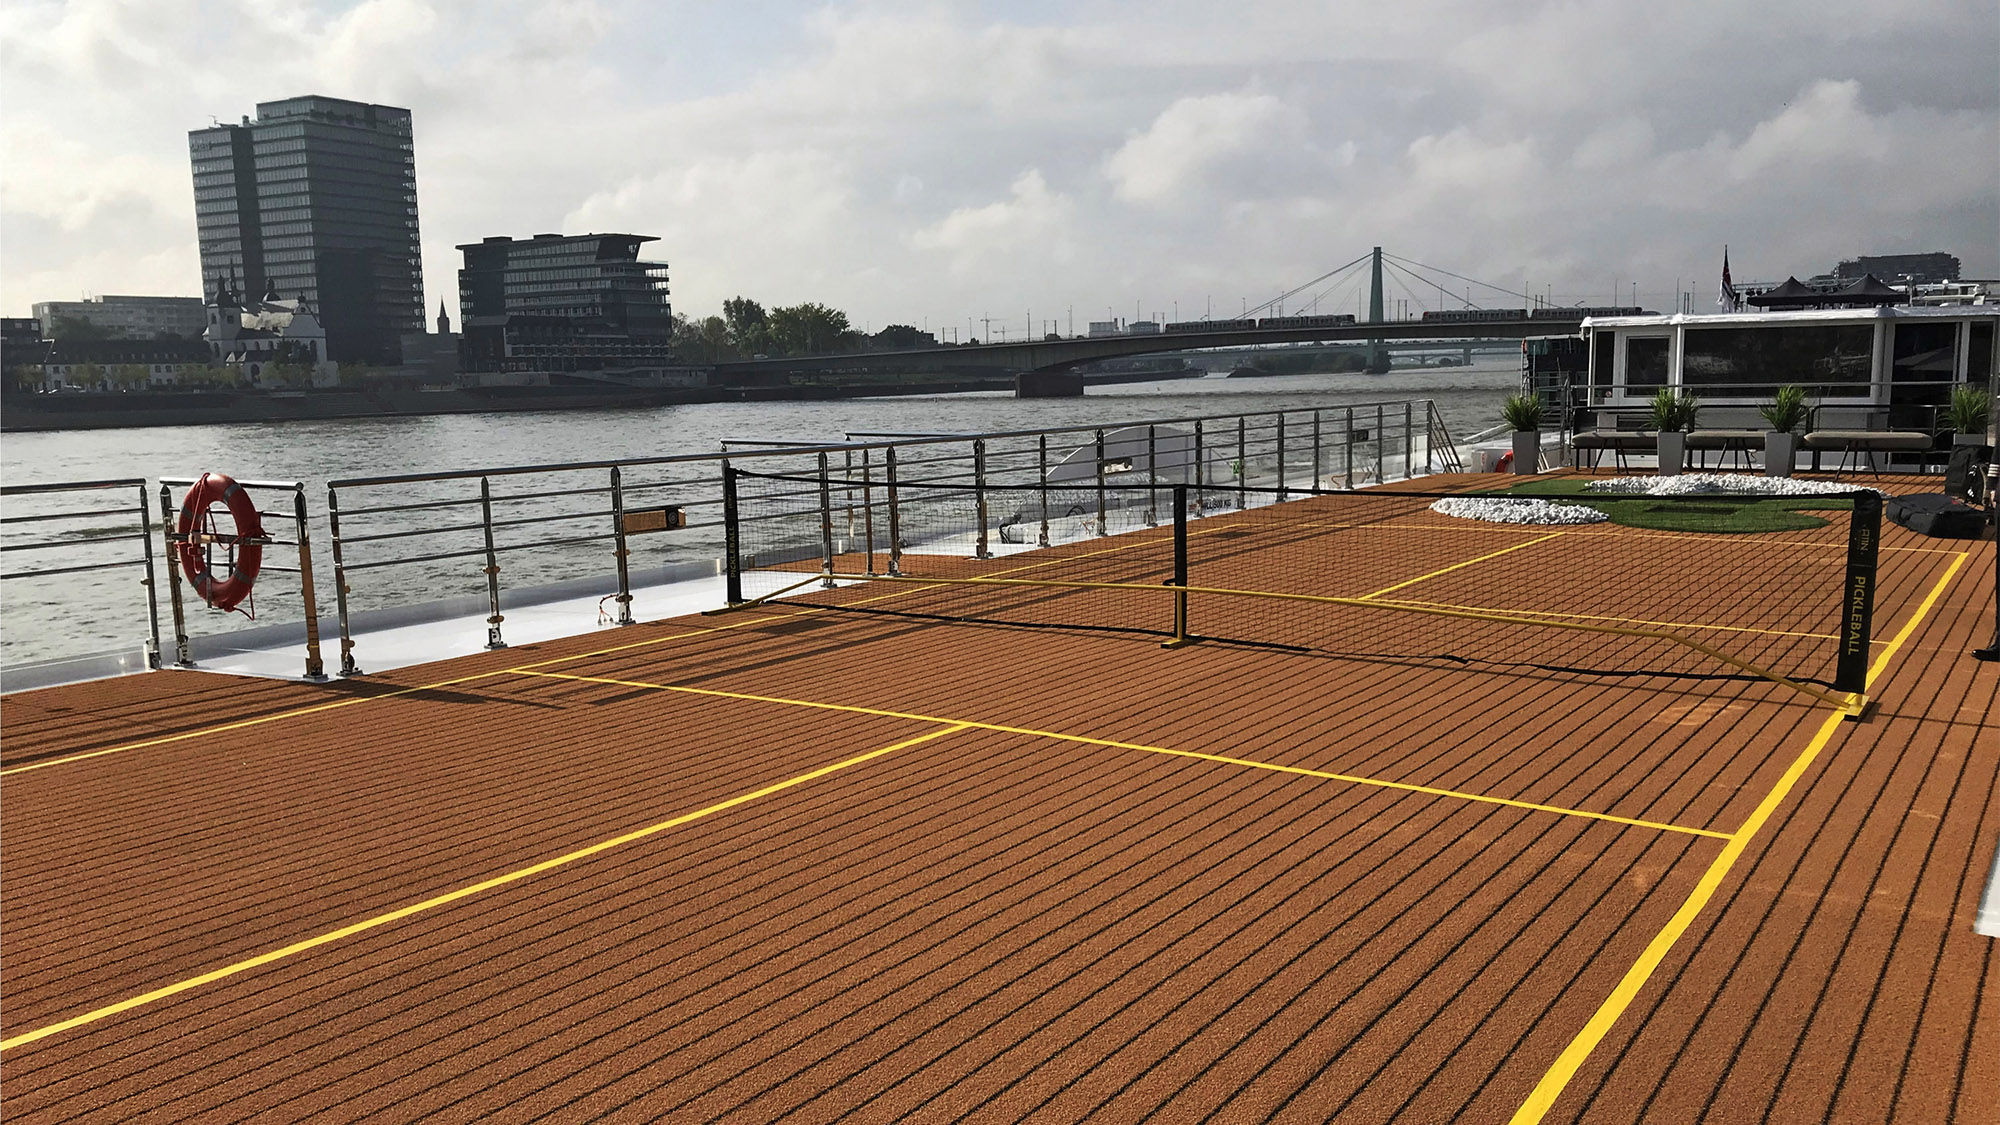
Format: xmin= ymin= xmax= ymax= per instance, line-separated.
xmin=176 ymin=472 xmax=265 ymax=612
xmin=1495 ymin=451 xmax=1515 ymax=472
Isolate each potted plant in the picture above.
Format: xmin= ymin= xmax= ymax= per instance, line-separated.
xmin=1759 ymin=384 xmax=1809 ymax=477
xmin=1501 ymin=393 xmax=1543 ymax=474
xmin=1946 ymin=384 xmax=1991 ymax=447
xmin=1649 ymin=387 xmax=1697 ymax=475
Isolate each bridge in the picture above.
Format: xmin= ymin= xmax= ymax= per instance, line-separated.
xmin=713 ymin=248 xmax=1630 ymax=380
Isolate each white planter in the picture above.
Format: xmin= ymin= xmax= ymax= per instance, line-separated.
xmin=1511 ymin=431 xmax=1539 ymax=474
xmin=1763 ymin=431 xmax=1796 ymax=477
xmin=1656 ymin=430 xmax=1685 ymax=476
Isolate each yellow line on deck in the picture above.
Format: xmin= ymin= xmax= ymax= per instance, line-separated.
xmin=1357 ymin=533 xmax=1563 ymax=600
xmin=1508 ymin=549 xmax=1970 ymax=1125
xmin=0 ymin=722 xmax=973 ymax=1052
xmin=508 ymin=669 xmax=1726 ymax=839
xmin=0 ymin=613 xmax=792 ymax=777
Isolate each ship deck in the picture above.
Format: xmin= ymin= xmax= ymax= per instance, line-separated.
xmin=3 ymin=471 xmax=1996 ymax=1123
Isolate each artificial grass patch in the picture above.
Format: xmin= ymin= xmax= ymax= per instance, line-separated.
xmin=1501 ymin=478 xmax=1851 ymax=533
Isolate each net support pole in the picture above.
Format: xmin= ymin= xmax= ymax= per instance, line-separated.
xmin=1424 ymin=401 xmax=1436 ymax=475
xmin=1236 ymin=416 xmax=1247 ymax=510
xmin=1345 ymin=407 xmax=1355 ymax=486
xmin=1312 ymin=411 xmax=1323 ymax=490
xmin=159 ymin=482 xmax=193 ymax=668
xmin=818 ymin=452 xmax=837 ymax=588
xmin=973 ymin=439 xmax=991 ymax=559
xmin=886 ymin=446 xmax=904 ymax=576
xmin=1404 ymin=402 xmax=1415 ymax=479
xmin=721 ymin=461 xmax=744 ymax=605
xmin=1276 ymin=412 xmax=1288 ymax=502
xmin=1163 ymin=484 xmax=1193 ymax=648
xmin=1834 ymin=490 xmax=1881 ymax=705
xmin=1146 ymin=426 xmax=1158 ymax=526
xmin=1376 ymin=404 xmax=1387 ymax=483
xmin=1194 ymin=420 xmax=1206 ymax=517
xmin=861 ymin=448 xmax=877 ymax=576
xmin=480 ymin=476 xmax=506 ymax=650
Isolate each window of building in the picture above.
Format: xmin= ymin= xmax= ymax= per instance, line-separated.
xmin=1680 ymin=323 xmax=1875 ymax=397
xmin=1622 ymin=335 xmax=1669 ymax=392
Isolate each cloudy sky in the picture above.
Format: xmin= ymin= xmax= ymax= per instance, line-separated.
xmin=2 ymin=0 xmax=1995 ymax=336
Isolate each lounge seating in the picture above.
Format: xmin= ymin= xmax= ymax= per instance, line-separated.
xmin=1570 ymin=409 xmax=1654 ymax=470
xmin=1802 ymin=429 xmax=1933 ymax=477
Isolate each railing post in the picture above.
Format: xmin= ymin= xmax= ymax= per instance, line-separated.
xmin=973 ymin=438 xmax=991 ymax=559
xmin=1094 ymin=427 xmax=1109 ymax=537
xmin=608 ymin=465 xmax=634 ymax=626
xmin=818 ymin=451 xmax=837 ymax=588
xmin=480 ymin=476 xmax=506 ymax=649
xmin=1276 ymin=411 xmax=1288 ymax=502
xmin=158 ymin=482 xmax=193 ymax=667
xmin=1345 ymin=407 xmax=1355 ymax=486
xmin=137 ymin=483 xmax=162 ymax=669
xmin=1193 ymin=419 xmax=1206 ymax=517
xmin=861 ymin=448 xmax=877 ymax=576
xmin=1424 ymin=401 xmax=1436 ymax=475
xmin=1037 ymin=434 xmax=1051 ymax=547
xmin=844 ymin=449 xmax=857 ymax=544
xmin=1312 ymin=410 xmax=1323 ymax=491
xmin=1375 ymin=404 xmax=1386 ymax=483
xmin=1146 ymin=425 xmax=1159 ymax=526
xmin=720 ymin=461 xmax=745 ymax=605
xmin=885 ymin=446 xmax=904 ymax=576
xmin=327 ymin=485 xmax=359 ymax=675
xmin=1404 ymin=401 xmax=1414 ymax=480
xmin=293 ymin=484 xmax=326 ymax=679
xmin=1236 ymin=416 xmax=1247 ymax=510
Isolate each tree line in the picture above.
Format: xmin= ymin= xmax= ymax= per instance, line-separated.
xmin=670 ymin=297 xmax=935 ymax=363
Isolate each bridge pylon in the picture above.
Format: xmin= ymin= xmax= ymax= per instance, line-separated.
xmin=1365 ymin=246 xmax=1390 ymax=373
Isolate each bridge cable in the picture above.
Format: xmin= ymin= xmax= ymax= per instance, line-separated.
xmin=1381 ymin=251 xmax=1539 ymax=307
xmin=1243 ymin=250 xmax=1373 ymax=321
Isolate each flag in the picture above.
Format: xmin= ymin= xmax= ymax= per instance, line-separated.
xmin=1718 ymin=246 xmax=1741 ymax=312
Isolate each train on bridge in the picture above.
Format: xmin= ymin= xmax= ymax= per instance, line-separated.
xmin=1420 ymin=305 xmax=1646 ymax=323
xmin=1102 ymin=307 xmax=1645 ymax=337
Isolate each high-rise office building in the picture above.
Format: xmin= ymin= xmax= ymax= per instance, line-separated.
xmin=189 ymin=96 xmax=423 ymax=364
xmin=457 ymin=233 xmax=673 ymax=372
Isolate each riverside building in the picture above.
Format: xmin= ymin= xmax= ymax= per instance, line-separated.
xmin=456 ymin=233 xmax=673 ymax=373
xmin=188 ymin=96 xmax=424 ymax=365
xmin=31 ymin=296 xmax=205 ymax=339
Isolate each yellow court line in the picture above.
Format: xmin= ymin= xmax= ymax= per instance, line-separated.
xmin=1357 ymin=533 xmax=1564 ymax=600
xmin=1373 ymin=598 xmax=1850 ymax=644
xmin=509 ymin=669 xmax=1727 ymax=839
xmin=1507 ymin=549 xmax=1971 ymax=1125
xmin=0 ymin=721 xmax=973 ymax=1053
xmin=0 ymin=612 xmax=794 ymax=777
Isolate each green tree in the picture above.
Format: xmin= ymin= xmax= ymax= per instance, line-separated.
xmin=721 ymin=296 xmax=770 ymax=355
xmin=873 ymin=324 xmax=929 ymax=350
xmin=107 ymin=363 xmax=150 ymax=391
xmin=69 ymin=361 xmax=105 ymax=389
xmin=767 ymin=303 xmax=852 ymax=356
xmin=5 ymin=364 xmax=42 ymax=392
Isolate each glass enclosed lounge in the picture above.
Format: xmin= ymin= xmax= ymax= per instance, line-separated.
xmin=1580 ymin=305 xmax=1999 ymax=429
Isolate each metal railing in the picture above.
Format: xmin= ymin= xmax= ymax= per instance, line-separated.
xmin=0 ymin=478 xmax=162 ymax=668
xmin=321 ymin=400 xmax=1443 ymax=676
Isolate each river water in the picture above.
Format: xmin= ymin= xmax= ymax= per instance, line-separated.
xmin=0 ymin=361 xmax=1518 ymax=667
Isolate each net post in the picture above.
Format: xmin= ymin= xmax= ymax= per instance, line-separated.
xmin=885 ymin=446 xmax=904 ymax=576
xmin=159 ymin=481 xmax=193 ymax=668
xmin=1834 ymin=490 xmax=1881 ymax=708
xmin=721 ymin=461 xmax=744 ymax=606
xmin=608 ymin=465 xmax=635 ymax=626
xmin=480 ymin=476 xmax=506 ymax=649
xmin=818 ymin=452 xmax=837 ymax=588
xmin=973 ymin=438 xmax=991 ymax=559
xmin=1094 ymin=428 xmax=1109 ymax=537
xmin=1424 ymin=401 xmax=1436 ymax=475
xmin=1163 ymin=483 xmax=1193 ymax=648
xmin=1404 ymin=402 xmax=1414 ymax=479
xmin=1312 ymin=410 xmax=1323 ymax=490
xmin=1035 ymin=435 xmax=1050 ymax=547
xmin=1376 ymin=404 xmax=1387 ymax=482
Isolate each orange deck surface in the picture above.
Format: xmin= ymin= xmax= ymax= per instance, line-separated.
xmin=3 ymin=473 xmax=1995 ymax=1122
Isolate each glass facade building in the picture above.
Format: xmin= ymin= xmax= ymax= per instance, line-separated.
xmin=189 ymin=96 xmax=423 ymax=364
xmin=457 ymin=234 xmax=673 ymax=372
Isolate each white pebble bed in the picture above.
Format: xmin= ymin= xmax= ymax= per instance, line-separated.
xmin=1584 ymin=473 xmax=1886 ymax=497
xmin=1428 ymin=497 xmax=1610 ymax=525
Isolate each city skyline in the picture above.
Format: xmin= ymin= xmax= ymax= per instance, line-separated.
xmin=2 ymin=0 xmax=1996 ymax=336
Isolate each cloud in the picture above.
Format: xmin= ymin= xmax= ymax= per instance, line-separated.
xmin=0 ymin=1 xmax=1993 ymax=333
